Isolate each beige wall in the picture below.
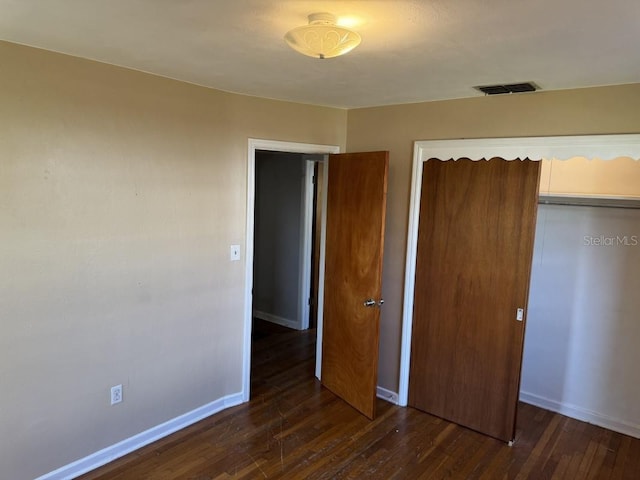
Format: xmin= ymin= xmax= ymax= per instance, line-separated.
xmin=346 ymin=84 xmax=640 ymax=393
xmin=541 ymin=157 xmax=640 ymax=197
xmin=3 ymin=37 xmax=640 ymax=479
xmin=0 ymin=41 xmax=346 ymax=480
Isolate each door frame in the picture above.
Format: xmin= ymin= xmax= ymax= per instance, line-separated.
xmin=243 ymin=139 xmax=340 ymax=401
xmin=297 ymin=159 xmax=316 ymax=331
xmin=398 ymin=134 xmax=640 ymax=407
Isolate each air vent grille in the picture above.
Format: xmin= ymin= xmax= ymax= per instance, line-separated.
xmin=474 ymin=82 xmax=539 ymax=95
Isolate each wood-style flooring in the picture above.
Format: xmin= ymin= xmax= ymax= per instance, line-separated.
xmin=79 ymin=320 xmax=640 ymax=479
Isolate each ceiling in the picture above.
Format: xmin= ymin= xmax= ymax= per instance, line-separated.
xmin=1 ymin=0 xmax=638 ymax=108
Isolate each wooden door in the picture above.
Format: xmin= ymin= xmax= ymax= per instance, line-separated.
xmin=322 ymin=151 xmax=389 ymax=419
xmin=408 ymin=158 xmax=540 ymax=442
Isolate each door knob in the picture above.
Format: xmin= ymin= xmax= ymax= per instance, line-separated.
xmin=363 ymin=299 xmax=384 ymax=307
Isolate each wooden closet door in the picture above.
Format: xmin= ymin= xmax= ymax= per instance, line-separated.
xmin=408 ymin=158 xmax=540 ymax=442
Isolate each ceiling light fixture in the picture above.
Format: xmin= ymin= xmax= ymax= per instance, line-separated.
xmin=284 ymin=13 xmax=361 ymax=59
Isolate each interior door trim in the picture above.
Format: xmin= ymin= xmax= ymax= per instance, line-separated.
xmin=244 ymin=139 xmax=340 ymax=402
xmin=398 ymin=134 xmax=640 ymax=407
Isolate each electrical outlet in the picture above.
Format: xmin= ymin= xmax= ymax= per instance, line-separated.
xmin=111 ymin=384 xmax=123 ymax=405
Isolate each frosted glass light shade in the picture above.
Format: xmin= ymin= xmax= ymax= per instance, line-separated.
xmin=284 ymin=13 xmax=361 ymax=59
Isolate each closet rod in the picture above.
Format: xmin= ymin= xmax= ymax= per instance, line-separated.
xmin=539 ymin=195 xmax=640 ymax=209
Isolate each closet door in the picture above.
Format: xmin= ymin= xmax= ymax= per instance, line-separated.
xmin=408 ymin=158 xmax=540 ymax=442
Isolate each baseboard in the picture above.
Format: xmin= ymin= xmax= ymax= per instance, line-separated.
xmin=376 ymin=386 xmax=399 ymax=405
xmin=36 ymin=392 xmax=244 ymax=480
xmin=253 ymin=310 xmax=300 ymax=330
xmin=519 ymin=391 xmax=640 ymax=439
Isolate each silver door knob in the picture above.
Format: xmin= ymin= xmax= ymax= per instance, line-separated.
xmin=363 ymin=299 xmax=384 ymax=307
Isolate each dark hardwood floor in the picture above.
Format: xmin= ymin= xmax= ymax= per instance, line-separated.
xmin=79 ymin=320 xmax=640 ymax=479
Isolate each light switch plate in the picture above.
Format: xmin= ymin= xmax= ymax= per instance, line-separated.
xmin=230 ymin=245 xmax=241 ymax=261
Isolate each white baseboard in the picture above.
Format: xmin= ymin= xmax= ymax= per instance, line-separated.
xmin=36 ymin=392 xmax=244 ymax=480
xmin=376 ymin=386 xmax=399 ymax=405
xmin=519 ymin=391 xmax=640 ymax=439
xmin=253 ymin=310 xmax=300 ymax=330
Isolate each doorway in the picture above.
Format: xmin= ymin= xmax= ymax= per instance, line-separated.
xmin=252 ymin=150 xmax=324 ymax=332
xmin=244 ymin=141 xmax=389 ymax=419
xmin=242 ymin=139 xmax=339 ymax=402
xmin=399 ymin=134 xmax=640 ymax=440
